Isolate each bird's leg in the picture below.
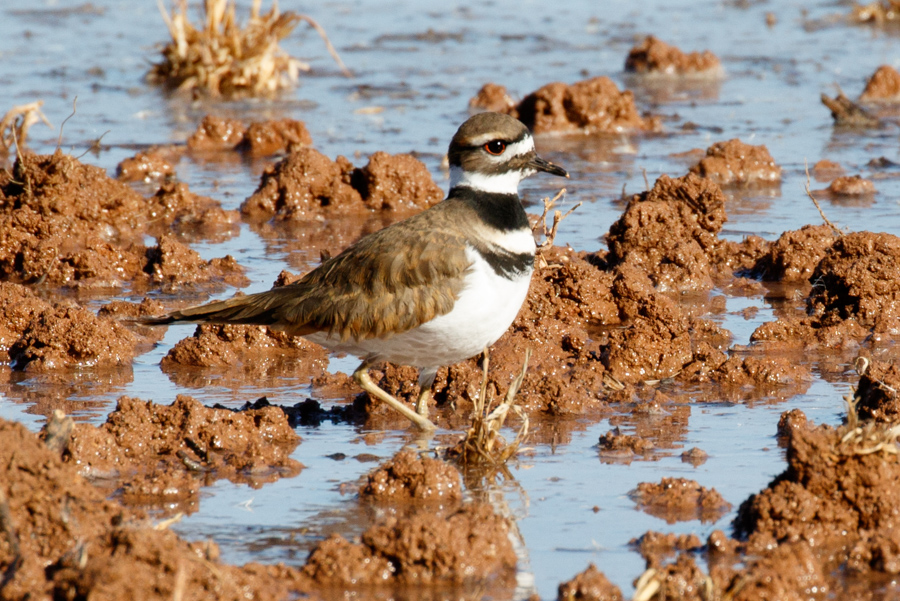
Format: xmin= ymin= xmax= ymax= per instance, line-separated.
xmin=353 ymin=361 xmax=436 ymax=431
xmin=416 ymin=369 xmax=437 ymax=418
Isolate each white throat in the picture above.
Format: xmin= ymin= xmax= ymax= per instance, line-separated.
xmin=449 ymin=165 xmax=533 ymax=195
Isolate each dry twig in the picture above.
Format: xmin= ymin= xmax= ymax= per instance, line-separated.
xmin=804 ymin=160 xmax=842 ymax=237
xmin=533 ymin=188 xmax=580 ymax=265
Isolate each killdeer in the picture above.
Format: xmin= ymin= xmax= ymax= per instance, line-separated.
xmin=142 ymin=112 xmax=568 ymax=431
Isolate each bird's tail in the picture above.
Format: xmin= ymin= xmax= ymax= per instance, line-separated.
xmin=137 ymin=288 xmax=294 ymax=328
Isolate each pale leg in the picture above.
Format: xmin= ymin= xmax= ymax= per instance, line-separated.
xmin=353 ymin=361 xmax=436 ymax=431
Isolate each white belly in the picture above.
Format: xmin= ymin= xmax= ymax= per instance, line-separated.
xmin=306 ymin=247 xmax=533 ymax=370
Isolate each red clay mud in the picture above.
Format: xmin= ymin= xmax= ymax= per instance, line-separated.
xmin=631 ymin=477 xmax=731 ymax=524
xmin=242 ymin=147 xmax=442 ymax=221
xmin=493 ymin=77 xmax=658 ymax=134
xmin=0 ymin=282 xmax=137 ymax=370
xmin=557 ymin=564 xmax=623 ymax=601
xmin=0 ymin=416 xmax=312 ymax=601
xmin=469 ymin=82 xmax=517 ymax=113
xmin=0 ymin=151 xmax=243 ymax=289
xmin=606 ymin=172 xmax=728 ymax=292
xmin=631 ymin=531 xmax=703 ymax=568
xmin=688 ymin=139 xmax=782 ymax=185
xmin=625 ymin=36 xmax=722 ymax=76
xmin=64 ymin=395 xmax=302 ymax=491
xmin=359 ymin=450 xmax=462 ymax=504
xmin=860 ymin=64 xmax=900 ymax=102
xmin=733 ymin=411 xmax=900 ymax=591
xmin=748 ymin=224 xmax=837 ymax=283
xmin=811 ymin=159 xmax=844 ymax=181
xmin=303 ymin=502 xmax=516 ymax=588
xmin=115 ymin=148 xmax=179 ymax=182
xmin=826 ymin=174 xmax=876 ymax=196
xmin=855 ymin=358 xmax=900 ymax=422
xmin=186 ymin=114 xmax=312 ymax=155
xmin=598 ymin=427 xmax=654 ymax=462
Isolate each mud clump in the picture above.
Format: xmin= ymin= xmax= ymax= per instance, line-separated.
xmin=734 ymin=413 xmax=900 ymax=587
xmin=822 ymin=91 xmax=880 ymax=128
xmin=631 ymin=477 xmax=731 ymax=524
xmin=689 ymin=139 xmax=782 ymax=185
xmin=115 ymin=148 xmax=178 ymax=182
xmin=0 ymin=151 xmax=243 ymax=289
xmin=474 ymin=77 xmax=658 ymax=134
xmin=811 ymin=159 xmax=844 ymax=181
xmin=187 ymin=115 xmax=312 ymax=155
xmin=625 ymin=35 xmax=722 ymax=76
xmin=748 ymin=224 xmax=837 ymax=283
xmin=860 ymin=64 xmax=900 ymax=102
xmin=360 ymin=450 xmax=462 ymax=504
xmin=606 ymin=172 xmax=728 ymax=292
xmin=10 ymin=302 xmax=137 ymax=371
xmin=303 ymin=502 xmax=516 ymax=588
xmin=631 ymin=531 xmax=703 ymax=568
xmin=63 ymin=395 xmax=302 ymax=493
xmin=242 ymin=147 xmax=443 ymax=221
xmin=807 ymin=231 xmax=900 ymax=333
xmin=469 ymin=82 xmax=516 ymax=113
xmin=0 ymin=416 xmax=310 ymax=601
xmin=557 ymin=563 xmax=623 ymax=601
xmin=855 ymin=359 xmax=900 ymax=422
xmin=827 ymin=174 xmax=876 ymax=196
xmin=598 ymin=427 xmax=654 ymax=461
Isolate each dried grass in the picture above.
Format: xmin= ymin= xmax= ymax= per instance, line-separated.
xmin=453 ymin=348 xmax=531 ymax=467
xmin=148 ymin=0 xmax=350 ymax=97
xmin=840 ymin=357 xmax=900 ymax=456
xmin=0 ymin=101 xmax=51 ymax=152
xmin=533 ymin=188 xmax=579 ymax=266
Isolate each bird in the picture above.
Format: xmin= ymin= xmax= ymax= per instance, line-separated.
xmin=141 ymin=112 xmax=568 ymax=431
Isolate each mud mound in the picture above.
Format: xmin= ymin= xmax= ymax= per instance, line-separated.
xmin=688 ymin=139 xmax=782 ymax=185
xmin=360 ymin=450 xmax=462 ymax=504
xmin=855 ymin=358 xmax=900 ymax=422
xmin=0 ymin=282 xmax=137 ymax=370
xmin=557 ymin=563 xmax=623 ymax=601
xmin=735 ymin=415 xmax=900 ymax=581
xmin=607 ymin=172 xmax=728 ymax=291
xmin=147 ymin=182 xmax=240 ymax=242
xmin=625 ymin=35 xmax=722 ymax=76
xmin=860 ymin=64 xmax=900 ymax=102
xmin=631 ymin=531 xmax=703 ymax=568
xmin=469 ymin=82 xmax=516 ymax=113
xmin=826 ymin=174 xmax=875 ymax=196
xmin=807 ymin=231 xmax=900 ymax=332
xmin=631 ymin=477 xmax=731 ymax=524
xmin=242 ymin=147 xmax=442 ymax=221
xmin=63 ymin=395 xmax=302 ymax=495
xmin=144 ymin=233 xmax=247 ymax=290
xmin=162 ymin=323 xmax=327 ymax=368
xmin=0 ymin=417 xmax=308 ymax=601
xmin=186 ymin=114 xmax=312 ymax=156
xmin=598 ymin=428 xmax=655 ymax=462
xmin=303 ymin=502 xmax=515 ymax=587
xmin=748 ymin=224 xmax=837 ymax=283
xmin=116 ymin=148 xmax=178 ymax=182
xmin=514 ymin=77 xmax=657 ymax=134
xmin=0 ymin=151 xmax=243 ymax=289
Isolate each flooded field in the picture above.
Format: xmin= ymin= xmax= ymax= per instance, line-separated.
xmin=4 ymin=0 xmax=900 ymax=599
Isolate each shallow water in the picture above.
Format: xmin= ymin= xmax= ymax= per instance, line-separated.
xmin=1 ymin=0 xmax=899 ymax=596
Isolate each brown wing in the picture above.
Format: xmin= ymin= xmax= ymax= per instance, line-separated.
xmin=149 ymin=204 xmax=472 ymax=342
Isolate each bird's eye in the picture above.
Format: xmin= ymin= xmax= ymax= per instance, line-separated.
xmin=484 ymin=140 xmax=506 ymax=155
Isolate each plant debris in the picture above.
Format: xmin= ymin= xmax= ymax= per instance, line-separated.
xmin=148 ymin=0 xmax=351 ymax=97
xmin=0 ymin=101 xmax=51 ymax=152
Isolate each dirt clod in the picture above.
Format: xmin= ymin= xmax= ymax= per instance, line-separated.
xmin=827 ymin=175 xmax=876 ymax=196
xmin=860 ymin=64 xmax=900 ymax=102
xmin=360 ymin=450 xmax=462 ymax=504
xmin=557 ymin=563 xmax=623 ymax=601
xmin=688 ymin=139 xmax=782 ymax=185
xmin=632 ymin=477 xmax=731 ymax=524
xmin=625 ymin=36 xmax=722 ymax=76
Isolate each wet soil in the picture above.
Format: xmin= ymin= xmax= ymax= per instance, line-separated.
xmin=7 ymin=1 xmax=900 ymax=599
xmin=624 ymin=36 xmax=722 ymax=77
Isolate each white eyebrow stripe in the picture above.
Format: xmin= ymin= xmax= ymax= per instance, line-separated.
xmin=466 ymin=133 xmax=534 ymax=153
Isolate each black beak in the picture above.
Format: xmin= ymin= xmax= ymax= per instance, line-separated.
xmin=529 ymin=155 xmax=569 ymax=178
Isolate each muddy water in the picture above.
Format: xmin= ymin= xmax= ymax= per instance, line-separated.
xmin=2 ymin=0 xmax=900 ymax=598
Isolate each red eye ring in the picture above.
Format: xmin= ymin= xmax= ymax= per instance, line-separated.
xmin=484 ymin=140 xmax=506 ymax=155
